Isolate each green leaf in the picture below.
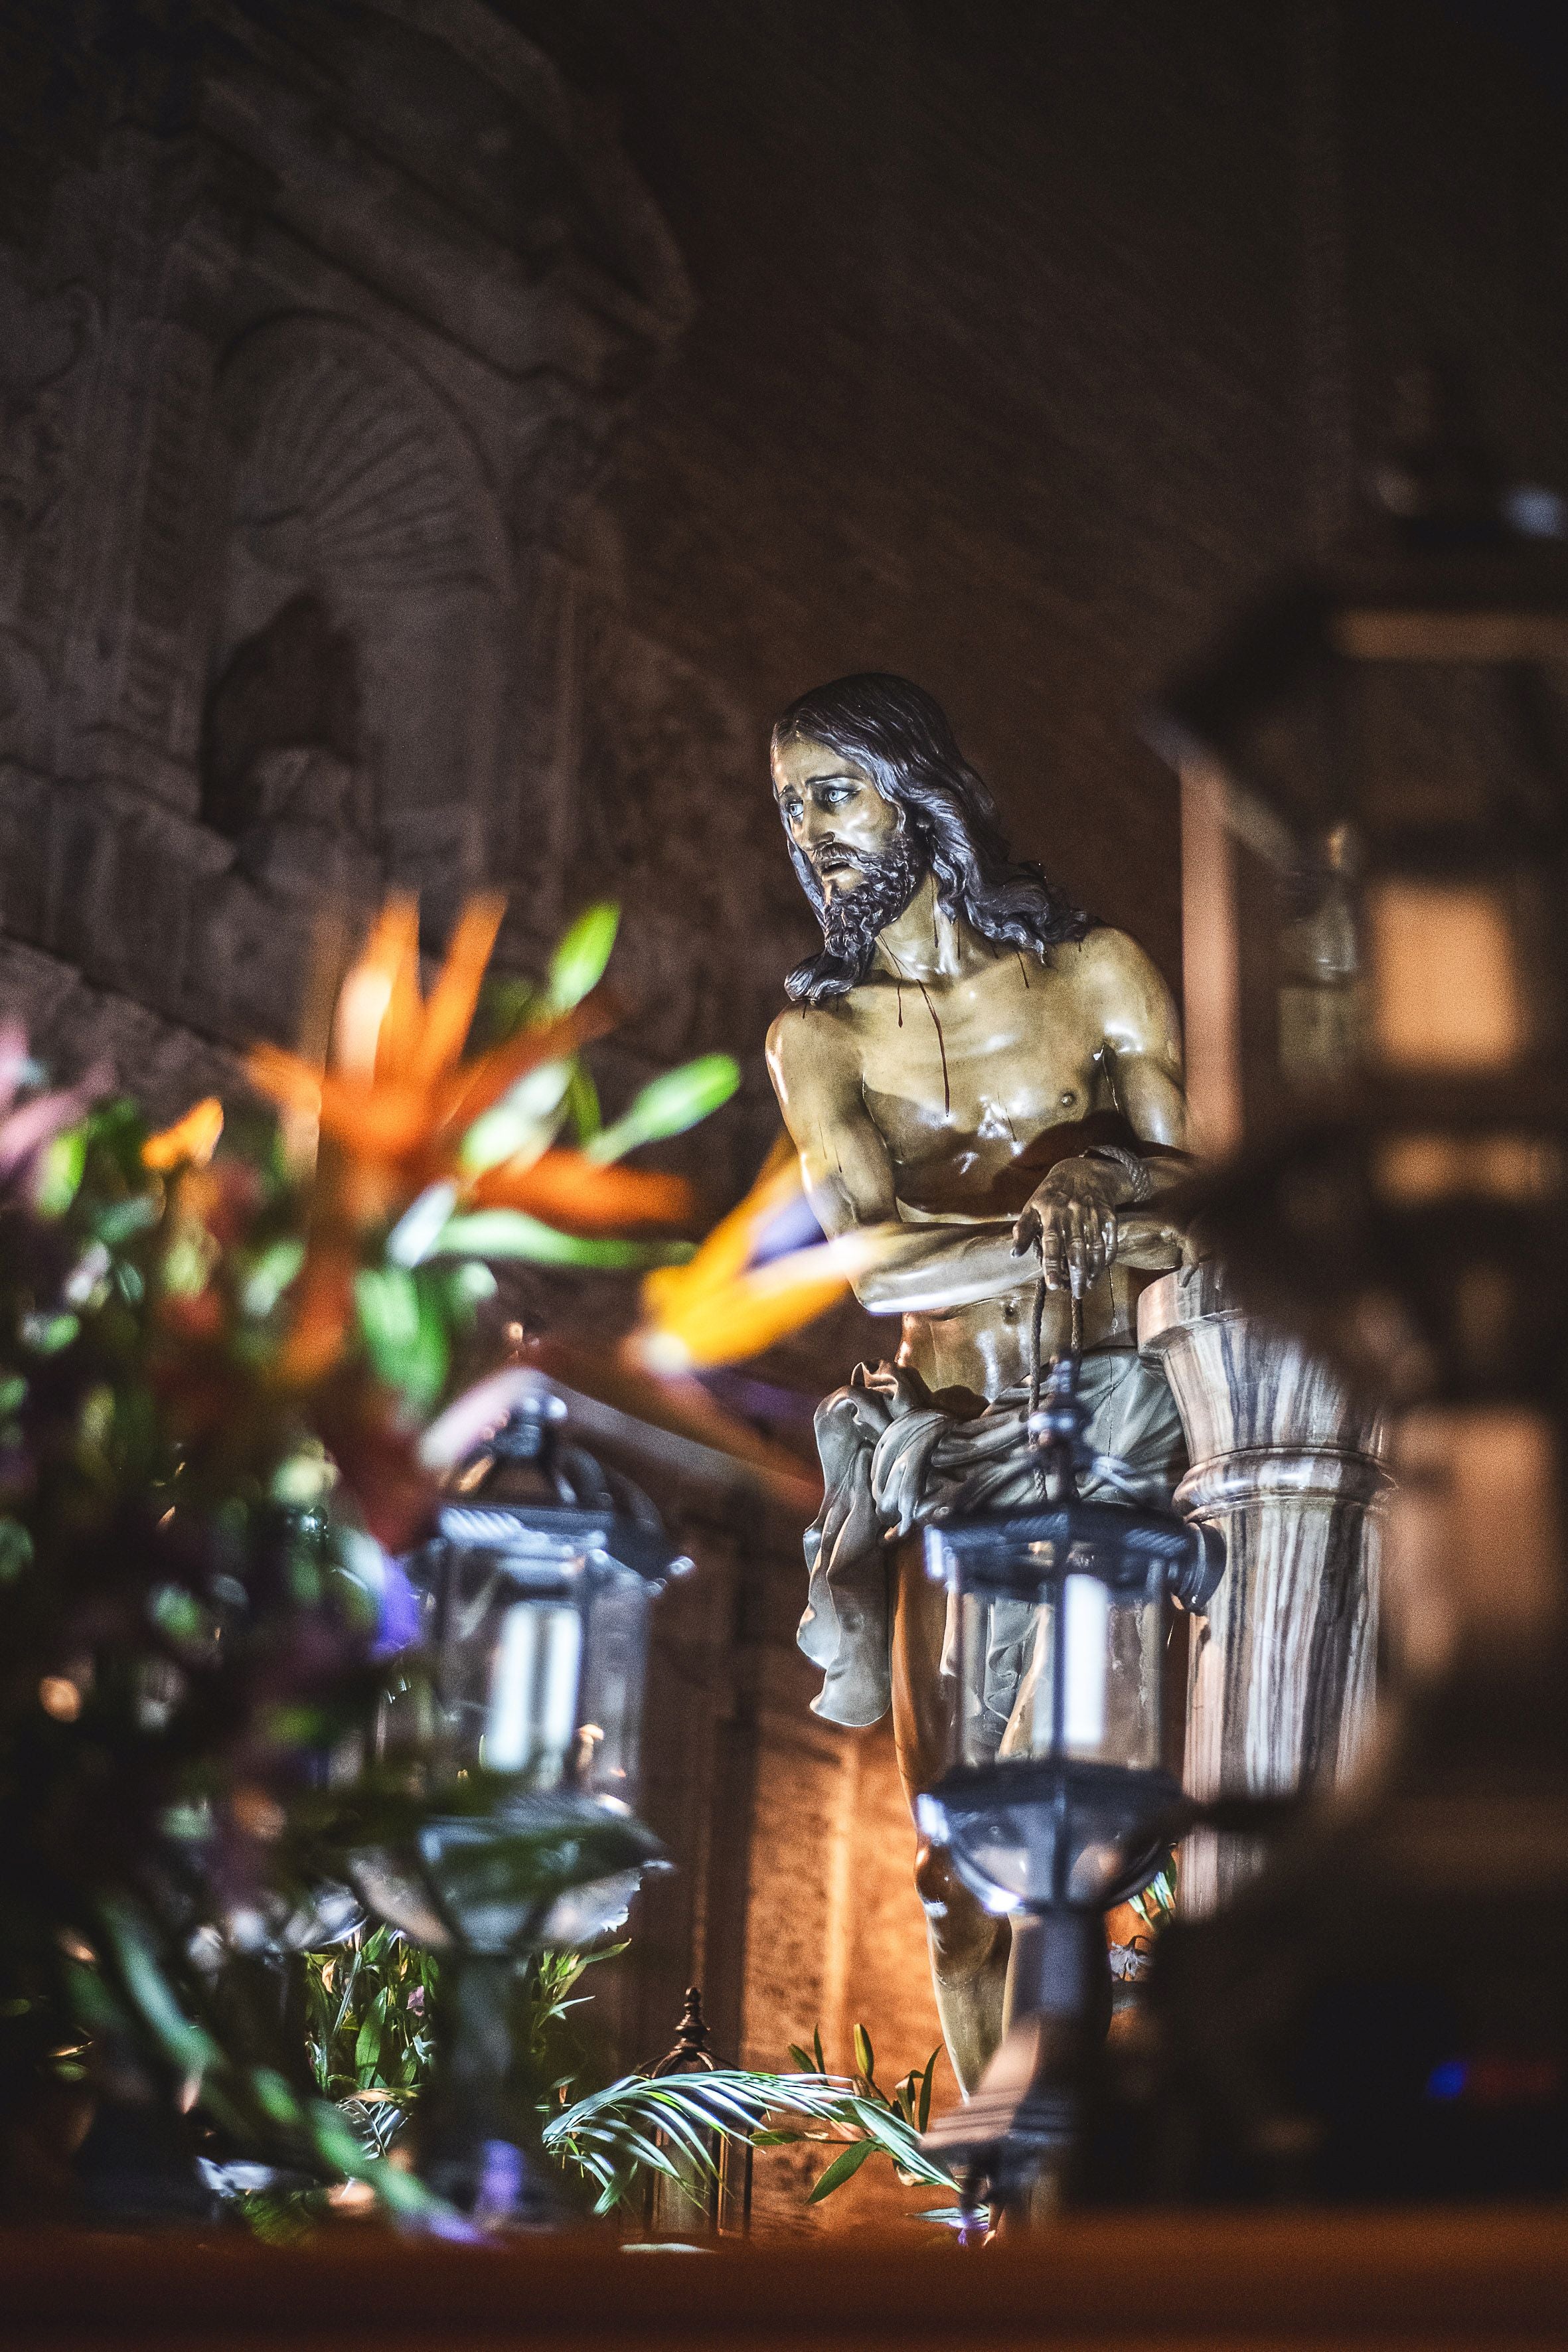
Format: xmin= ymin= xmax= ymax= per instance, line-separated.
xmin=242 ymin=1238 xmax=306 ymax=1319
xmin=813 ymin=2025 xmax=826 ymax=2076
xmin=918 ymin=2047 xmax=938 ymax=2133
xmin=431 ymin=1212 xmax=662 ymax=1269
xmin=839 ymin=2096 xmax=923 ymax=2164
xmin=587 ymin=1056 xmax=739 ymax=1164
xmin=251 ymin=2068 xmax=304 ymax=2126
xmin=852 ymin=2023 xmax=875 ymax=2083
xmin=548 ymin=904 xmax=619 ymax=1010
xmin=355 ymin=1267 xmax=449 ymax=1412
xmin=35 ymin=1126 xmax=86 ymax=1216
xmin=787 ymin=2043 xmax=816 ymax=2075
xmin=94 ymin=1195 xmax=159 ymax=1249
xmin=64 ymin=1960 xmax=125 ymax=2036
xmin=0 ymin=1518 xmax=33 ymax=1583
xmin=21 ymin=1312 xmax=78 ymax=1356
xmin=101 ymin=1907 xmax=220 ymax=2080
xmin=386 ymin=1183 xmax=459 ymax=1268
xmin=459 ymin=1062 xmax=574 ymax=1174
xmin=807 ymin=2140 xmax=876 ymax=2202
xmin=353 ymin=2013 xmax=383 ymax=2078
xmin=564 ymin=1061 xmax=601 ymax=1144
xmin=355 ymin=1265 xmax=420 ymax=1354
xmin=149 ymin=1583 xmax=207 ymax=1644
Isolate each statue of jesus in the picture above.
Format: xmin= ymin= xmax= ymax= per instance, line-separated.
xmin=765 ymin=673 xmax=1190 ymax=2091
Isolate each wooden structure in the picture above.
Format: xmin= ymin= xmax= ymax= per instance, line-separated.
xmin=1 ymin=2211 xmax=1565 ymax=2349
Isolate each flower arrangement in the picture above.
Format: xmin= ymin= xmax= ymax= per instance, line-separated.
xmin=0 ymin=896 xmax=870 ymax=2225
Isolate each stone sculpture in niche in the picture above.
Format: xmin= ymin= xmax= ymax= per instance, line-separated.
xmin=212 ymin=314 xmax=512 ymax=927
xmin=201 ymin=589 xmax=379 ymax=908
xmin=763 ymin=674 xmax=1191 ymax=2091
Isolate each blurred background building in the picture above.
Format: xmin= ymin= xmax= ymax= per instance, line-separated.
xmin=1 ymin=0 xmax=1565 ymax=2231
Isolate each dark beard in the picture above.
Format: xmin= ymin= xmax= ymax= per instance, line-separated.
xmin=787 ymin=836 xmax=925 ymax=1004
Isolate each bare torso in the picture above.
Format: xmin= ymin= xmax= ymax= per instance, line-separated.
xmin=768 ymin=892 xmax=1187 ymax=1401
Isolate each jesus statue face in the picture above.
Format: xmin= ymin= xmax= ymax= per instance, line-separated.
xmin=771 ymin=734 xmax=903 ymax=900
xmin=771 ymin=732 xmax=929 ymax=984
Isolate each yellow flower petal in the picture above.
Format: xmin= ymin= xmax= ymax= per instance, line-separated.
xmin=143 ymin=1097 xmax=224 ymax=1171
xmin=643 ymin=1138 xmax=806 ymax=1318
xmin=633 ymin=1233 xmax=879 ymax=1370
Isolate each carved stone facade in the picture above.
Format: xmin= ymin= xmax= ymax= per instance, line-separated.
xmin=0 ymin=0 xmax=700 ymax=1070
xmin=0 ymin=4 xmax=935 ymax=2185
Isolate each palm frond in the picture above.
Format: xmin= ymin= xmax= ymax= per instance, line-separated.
xmin=544 ymin=2066 xmax=858 ymax=2215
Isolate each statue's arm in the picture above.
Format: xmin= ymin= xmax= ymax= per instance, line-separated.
xmin=1093 ymin=927 xmax=1188 ymax=1158
xmin=1016 ymin=929 xmax=1191 ymax=1291
xmin=765 ymin=1008 xmax=1029 ymax=1315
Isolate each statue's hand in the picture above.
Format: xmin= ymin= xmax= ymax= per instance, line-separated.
xmin=1012 ymin=1156 xmax=1125 ymax=1294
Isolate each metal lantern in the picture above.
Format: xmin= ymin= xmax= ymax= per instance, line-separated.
xmin=349 ymin=1379 xmax=691 ymax=2222
xmin=637 ymin=1986 xmax=752 ymax=2242
xmin=1144 ymin=379 xmax=1568 ymax=1411
xmin=917 ymin=1355 xmax=1221 ymax=2213
xmin=1150 ymin=370 xmax=1568 ymax=1163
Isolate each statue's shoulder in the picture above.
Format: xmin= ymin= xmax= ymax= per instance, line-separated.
xmin=1053 ymin=924 xmax=1179 ymax=1050
xmin=1050 ymin=922 xmax=1163 ymax=995
xmin=765 ymin=996 xmax=860 ymax=1094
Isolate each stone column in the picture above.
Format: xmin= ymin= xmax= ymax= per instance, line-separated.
xmin=1138 ymin=1259 xmax=1389 ymax=1915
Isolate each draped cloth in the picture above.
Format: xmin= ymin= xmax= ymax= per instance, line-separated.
xmin=798 ymin=1346 xmax=1187 ymax=1731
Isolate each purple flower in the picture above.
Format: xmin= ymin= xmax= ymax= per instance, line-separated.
xmin=372 ymin=1555 xmax=424 ymax=1660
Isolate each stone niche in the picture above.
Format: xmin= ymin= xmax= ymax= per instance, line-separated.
xmin=0 ymin=0 xmax=693 ymax=1067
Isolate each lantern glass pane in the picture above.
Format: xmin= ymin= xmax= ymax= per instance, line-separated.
xmin=988 ymin=1577 xmax=1162 ymax=1772
xmin=938 ymin=1778 xmax=1162 ymax=1913
xmin=481 ymin=1599 xmax=582 ymax=1780
xmin=1368 ymin=878 xmax=1528 ymax=1071
xmin=437 ymin=1543 xmax=588 ymax=1784
xmin=576 ymin=1571 xmax=653 ymax=1802
xmin=953 ymin=1556 xmax=1163 ymax=1776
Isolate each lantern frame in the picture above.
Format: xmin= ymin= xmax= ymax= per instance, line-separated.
xmin=637 ymin=1986 xmax=752 ymax=2242
xmin=1146 ymin=382 xmax=1568 ymax=1161
xmin=916 ymin=1348 xmax=1223 ymax=2217
xmin=918 ymin=1494 xmax=1218 ymax=1917
xmin=347 ymin=1385 xmax=689 ymax=2227
xmin=353 ymin=1389 xmax=689 ymax=1957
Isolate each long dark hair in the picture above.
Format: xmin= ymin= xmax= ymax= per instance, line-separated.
xmin=774 ymin=673 xmax=1090 ymax=1004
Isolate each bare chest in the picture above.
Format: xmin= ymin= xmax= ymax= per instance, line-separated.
xmin=851 ymin=960 xmax=1108 ymax=1213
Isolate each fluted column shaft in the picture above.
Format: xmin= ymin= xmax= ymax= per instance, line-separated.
xmin=1138 ymin=1260 xmax=1389 ymax=1915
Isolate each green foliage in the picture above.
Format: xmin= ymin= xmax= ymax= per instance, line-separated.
xmin=769 ymin=2024 xmax=964 ymax=2219
xmin=431 ymin=1212 xmax=672 ymax=1269
xmin=547 ymin=2065 xmax=852 ymax=2219
xmin=547 ymin=904 xmax=620 ymax=1012
xmin=586 ymin=1056 xmax=740 ymax=1164
xmin=1127 ymin=1857 xmax=1178 ymax=1938
xmin=303 ymin=1927 xmax=437 ymax=2148
xmin=0 ymin=907 xmax=765 ymax=2232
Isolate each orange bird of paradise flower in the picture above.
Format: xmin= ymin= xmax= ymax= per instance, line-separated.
xmin=246 ymin=894 xmax=691 ymax=1385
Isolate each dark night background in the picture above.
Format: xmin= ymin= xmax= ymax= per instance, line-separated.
xmin=497 ymin=0 xmax=1568 ymax=994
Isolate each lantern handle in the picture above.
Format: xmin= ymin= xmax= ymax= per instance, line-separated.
xmin=1024 ymin=1257 xmax=1086 ymax=1429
